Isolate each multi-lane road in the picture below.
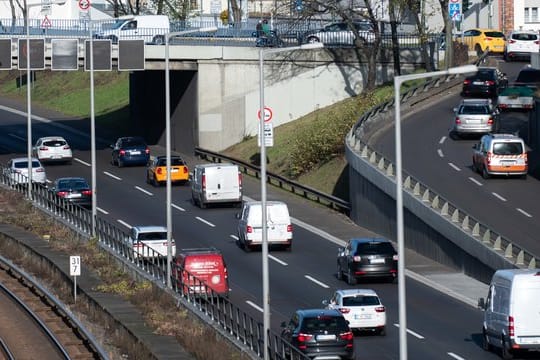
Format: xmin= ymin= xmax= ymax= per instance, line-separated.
xmin=0 ymin=68 xmax=523 ymax=359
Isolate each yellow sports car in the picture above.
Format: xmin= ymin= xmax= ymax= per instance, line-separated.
xmin=457 ymin=28 xmax=506 ymax=55
xmin=146 ymin=155 xmax=189 ymax=186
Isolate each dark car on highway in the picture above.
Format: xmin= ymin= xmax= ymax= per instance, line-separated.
xmin=461 ymin=67 xmax=508 ymax=98
xmin=337 ymin=237 xmax=398 ymax=284
xmin=514 ymin=66 xmax=540 ymax=87
xmin=110 ymin=136 xmax=150 ymax=167
xmin=281 ymin=309 xmax=354 ymax=360
xmin=50 ymin=177 xmax=92 ymax=208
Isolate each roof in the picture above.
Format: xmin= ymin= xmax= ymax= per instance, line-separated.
xmin=37 ymin=136 xmax=67 ymax=141
xmin=350 ymin=237 xmax=391 ymax=244
xmin=195 ymin=163 xmax=236 ymax=169
xmin=296 ymin=308 xmax=343 ymax=317
xmin=132 ymin=225 xmax=167 ymax=232
xmin=335 ymin=289 xmax=378 ymax=297
xmin=55 ymin=176 xmax=87 ymax=182
xmin=10 ymin=157 xmax=39 ymax=162
xmin=485 ymin=133 xmax=524 ymax=140
xmin=178 ymin=247 xmax=221 ymax=255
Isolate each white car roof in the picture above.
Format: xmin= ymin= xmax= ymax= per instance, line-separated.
xmin=10 ymin=157 xmax=40 ymax=163
xmin=132 ymin=225 xmax=167 ymax=232
xmin=37 ymin=136 xmax=67 ymax=141
xmin=336 ymin=289 xmax=378 ymax=297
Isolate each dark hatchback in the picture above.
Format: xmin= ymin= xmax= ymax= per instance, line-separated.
xmin=461 ymin=67 xmax=508 ymax=98
xmin=337 ymin=238 xmax=398 ymax=284
xmin=281 ymin=309 xmax=354 ymax=360
xmin=51 ymin=177 xmax=92 ymax=208
xmin=110 ymin=136 xmax=150 ymax=167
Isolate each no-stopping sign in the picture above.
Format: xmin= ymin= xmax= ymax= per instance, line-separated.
xmin=78 ymin=0 xmax=90 ymax=11
xmin=257 ymin=106 xmax=273 ymax=122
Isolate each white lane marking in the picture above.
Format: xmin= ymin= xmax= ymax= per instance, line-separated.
xmin=246 ymin=300 xmax=263 ymax=313
xmin=447 ymin=353 xmax=466 ymax=360
xmin=74 ymin=158 xmax=91 ymax=167
xmin=304 ymin=275 xmax=330 ymax=288
xmin=8 ymin=133 xmax=25 ymax=141
xmin=492 ymin=192 xmax=507 ymax=202
xmin=437 ymin=149 xmax=444 ymax=158
xmin=135 ymin=186 xmax=153 ymax=196
xmin=97 ymin=207 xmax=109 ymax=214
xmin=172 ymin=203 xmax=185 ymax=212
xmin=439 ymin=136 xmax=446 ymax=144
xmin=393 ymin=324 xmax=425 ymax=339
xmin=468 ymin=177 xmax=483 ymax=186
xmin=196 ymin=216 xmax=215 ymax=227
xmin=517 ymin=208 xmax=532 ymax=217
xmin=230 ymin=234 xmax=239 ymax=240
xmin=269 ymin=255 xmax=288 ymax=266
xmin=117 ymin=219 xmax=131 ymax=228
xmin=448 ymin=163 xmax=461 ymax=171
xmin=103 ymin=171 xmax=121 ymax=180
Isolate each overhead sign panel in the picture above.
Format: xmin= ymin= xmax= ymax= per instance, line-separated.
xmin=84 ymin=39 xmax=112 ymax=71
xmin=51 ymin=39 xmax=78 ymax=70
xmin=17 ymin=38 xmax=45 ymax=70
xmin=118 ymin=40 xmax=145 ymax=71
xmin=0 ymin=39 xmax=12 ymax=70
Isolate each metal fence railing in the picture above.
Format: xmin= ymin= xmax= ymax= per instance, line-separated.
xmin=0 ymin=169 xmax=309 ymax=360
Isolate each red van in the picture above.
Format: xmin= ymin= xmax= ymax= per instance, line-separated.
xmin=173 ymin=248 xmax=229 ymax=297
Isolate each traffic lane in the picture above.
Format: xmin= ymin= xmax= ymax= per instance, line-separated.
xmin=372 ymin=86 xmax=540 ymax=257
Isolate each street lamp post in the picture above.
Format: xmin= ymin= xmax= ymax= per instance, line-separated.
xmin=164 ymin=27 xmax=217 ymax=288
xmin=393 ymin=64 xmax=477 ymax=360
xmin=258 ymin=42 xmax=323 ymax=360
xmin=25 ymin=0 xmax=66 ymax=198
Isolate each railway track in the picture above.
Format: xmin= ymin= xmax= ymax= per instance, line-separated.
xmin=0 ymin=256 xmax=107 ymax=360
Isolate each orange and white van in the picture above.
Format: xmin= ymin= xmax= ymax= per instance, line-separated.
xmin=472 ymin=134 xmax=528 ymax=179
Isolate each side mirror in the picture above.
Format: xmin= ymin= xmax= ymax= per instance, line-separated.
xmin=478 ymin=297 xmax=485 ymax=310
xmin=453 ymin=107 xmax=458 ymax=113
xmin=109 ymin=144 xmax=115 ymax=149
xmin=322 ymin=299 xmax=329 ymax=306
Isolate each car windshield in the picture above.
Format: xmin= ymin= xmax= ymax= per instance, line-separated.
xmin=512 ymin=33 xmax=537 ymax=41
xmin=301 ymin=316 xmax=349 ymax=332
xmin=157 ymin=158 xmax=185 ymax=166
xmin=43 ymin=140 xmax=67 ymax=147
xmin=57 ymin=179 xmax=89 ymax=189
xmin=493 ymin=142 xmax=523 ymax=155
xmin=138 ymin=231 xmax=167 ymax=240
xmin=516 ymin=70 xmax=540 ymax=83
xmin=343 ymin=295 xmax=381 ymax=306
xmin=459 ymin=105 xmax=490 ymax=114
xmin=355 ymin=241 xmax=395 ymax=255
xmin=14 ymin=160 xmax=40 ymax=168
xmin=123 ymin=138 xmax=146 ymax=147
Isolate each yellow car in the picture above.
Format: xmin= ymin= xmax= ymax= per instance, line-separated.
xmin=146 ymin=155 xmax=189 ymax=186
xmin=458 ymin=28 xmax=506 ymax=55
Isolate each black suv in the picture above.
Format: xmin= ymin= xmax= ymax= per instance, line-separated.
xmin=280 ymin=309 xmax=354 ymax=360
xmin=461 ymin=67 xmax=508 ymax=98
xmin=337 ymin=238 xmax=398 ymax=284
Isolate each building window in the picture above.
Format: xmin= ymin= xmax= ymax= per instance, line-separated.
xmin=525 ymin=7 xmax=540 ymax=23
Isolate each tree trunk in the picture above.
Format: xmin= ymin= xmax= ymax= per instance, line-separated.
xmin=388 ymin=1 xmax=401 ymax=76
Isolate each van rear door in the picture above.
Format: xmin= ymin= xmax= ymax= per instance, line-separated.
xmin=205 ymin=166 xmax=241 ymax=201
xmin=513 ymin=276 xmax=540 ymax=342
xmin=266 ymin=203 xmax=292 ymax=243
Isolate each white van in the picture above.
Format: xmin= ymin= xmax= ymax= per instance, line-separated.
xmin=478 ymin=269 xmax=540 ymax=359
xmin=95 ymin=15 xmax=170 ymax=44
xmin=191 ymin=163 xmax=242 ymax=208
xmin=236 ymin=201 xmax=293 ymax=251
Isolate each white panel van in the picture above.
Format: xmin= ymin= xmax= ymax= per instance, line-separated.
xmin=236 ymin=201 xmax=293 ymax=251
xmin=478 ymin=269 xmax=540 ymax=359
xmin=95 ymin=15 xmax=170 ymax=44
xmin=191 ymin=163 xmax=243 ymax=208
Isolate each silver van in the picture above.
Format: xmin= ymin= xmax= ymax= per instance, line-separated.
xmin=236 ymin=201 xmax=293 ymax=251
xmin=191 ymin=163 xmax=242 ymax=208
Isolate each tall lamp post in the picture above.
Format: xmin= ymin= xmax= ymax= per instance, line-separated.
xmin=259 ymin=42 xmax=323 ymax=360
xmin=393 ymin=64 xmax=477 ymax=360
xmin=25 ymin=0 xmax=66 ymax=198
xmin=164 ymin=27 xmax=217 ymax=288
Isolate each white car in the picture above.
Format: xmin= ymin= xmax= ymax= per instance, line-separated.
xmin=504 ymin=30 xmax=540 ymax=61
xmin=127 ymin=225 xmax=175 ymax=259
xmin=5 ymin=157 xmax=47 ymax=185
xmin=323 ymin=289 xmax=386 ymax=335
xmin=32 ymin=136 xmax=73 ymax=164
xmin=300 ymin=21 xmax=375 ymax=45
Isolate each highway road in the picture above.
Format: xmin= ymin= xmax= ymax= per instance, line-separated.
xmin=0 ymin=96 xmax=507 ymax=359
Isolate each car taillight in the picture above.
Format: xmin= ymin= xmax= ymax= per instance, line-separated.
xmin=338 ymin=307 xmax=350 ymax=314
xmin=340 ymin=331 xmax=354 ymax=342
xmin=183 ymin=167 xmax=188 ymax=174
xmin=297 ymin=333 xmax=313 ymax=348
xmin=463 ymin=79 xmax=471 ymax=85
xmin=485 ymin=37 xmax=493 ymax=41
xmin=525 ymin=154 xmax=528 ymax=164
xmin=82 ymin=190 xmax=92 ymax=196
xmin=36 ymin=168 xmax=45 ymax=172
xmin=352 ymin=255 xmax=362 ymax=262
xmin=145 ymin=148 xmax=150 ymax=155
xmin=287 ymin=224 xmax=292 ymax=232
xmin=487 ymin=117 xmax=493 ymax=125
xmin=246 ymin=225 xmax=253 ymax=233
xmin=39 ymin=146 xmax=48 ymax=151
xmin=509 ymin=39 xmax=516 ymax=44
xmin=157 ymin=168 xmax=163 ymax=175
xmin=455 ymin=117 xmax=461 ymax=124
xmin=119 ymin=149 xmax=126 ymax=156
xmin=238 ymin=172 xmax=242 ymax=188
xmin=487 ymin=151 xmax=493 ymax=163
xmin=375 ymin=306 xmax=385 ymax=313
xmin=63 ymin=145 xmax=70 ymax=149
xmin=485 ymin=80 xmax=495 ymax=86
xmin=202 ymin=174 xmax=206 ymax=190
xmin=56 ymin=191 xmax=68 ymax=197
xmin=509 ymin=316 xmax=515 ymax=337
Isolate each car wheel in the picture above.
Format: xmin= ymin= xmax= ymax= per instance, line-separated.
xmin=199 ymin=195 xmax=206 ymax=209
xmin=347 ymin=268 xmax=357 ymax=285
xmin=307 ymin=36 xmax=319 ymax=43
xmin=378 ymin=326 xmax=386 ymax=336
xmin=191 ymin=192 xmax=198 ymax=206
xmin=482 ymin=166 xmax=490 ymax=179
xmin=501 ymin=338 xmax=514 ymax=359
xmin=146 ymin=172 xmax=151 ymax=184
xmin=153 ymin=177 xmax=159 ymax=187
xmin=482 ymin=330 xmax=492 ymax=351
xmin=336 ymin=264 xmax=343 ymax=281
xmin=118 ymin=159 xmax=124 ymax=168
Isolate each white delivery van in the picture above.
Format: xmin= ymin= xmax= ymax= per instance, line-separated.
xmin=236 ymin=201 xmax=293 ymax=251
xmin=478 ymin=269 xmax=540 ymax=359
xmin=191 ymin=163 xmax=243 ymax=208
xmin=95 ymin=15 xmax=170 ymax=44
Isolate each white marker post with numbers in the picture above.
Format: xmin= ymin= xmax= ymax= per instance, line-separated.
xmin=70 ymin=256 xmax=81 ymax=302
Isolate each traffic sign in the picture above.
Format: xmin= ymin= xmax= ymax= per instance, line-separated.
xmin=41 ymin=16 xmax=52 ymax=29
xmin=70 ymin=256 xmax=81 ymax=276
xmin=257 ymin=106 xmax=273 ymax=122
xmin=448 ymin=2 xmax=462 ymax=20
xmin=257 ymin=123 xmax=274 ymax=147
xmin=78 ymin=0 xmax=90 ymax=11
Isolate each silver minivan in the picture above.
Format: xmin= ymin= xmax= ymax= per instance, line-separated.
xmin=452 ymin=98 xmax=499 ymax=137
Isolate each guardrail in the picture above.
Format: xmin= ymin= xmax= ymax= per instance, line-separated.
xmin=0 ymin=170 xmax=309 ymax=360
xmin=346 ymin=53 xmax=539 ymax=270
xmin=194 ymin=147 xmax=351 ymax=215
